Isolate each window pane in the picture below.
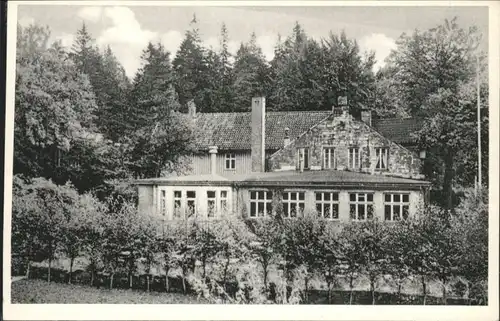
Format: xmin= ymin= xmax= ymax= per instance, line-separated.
xmin=250 ymin=203 xmax=256 ymax=217
xmin=358 ymin=205 xmax=365 ymax=220
xmin=266 ymin=202 xmax=273 ymax=215
xmin=385 ymin=194 xmax=391 ymax=202
xmin=324 ymin=193 xmax=331 ymax=201
xmin=394 ymin=194 xmax=400 ymax=202
xmin=332 ymin=193 xmax=339 ymax=201
xmin=367 ymin=205 xmax=374 ymax=219
xmin=316 ymin=204 xmax=322 ymax=217
xmin=207 ymin=191 xmax=216 ymax=198
xmin=283 ymin=204 xmax=289 ymax=218
xmin=283 ymin=193 xmax=289 ymax=200
xmin=332 ymin=204 xmax=339 ymax=219
xmin=403 ymin=194 xmax=409 ymax=203
xmin=394 ymin=205 xmax=401 ymax=220
xmin=385 ymin=205 xmax=391 ymax=221
xmin=291 ymin=193 xmax=297 ymax=200
xmin=220 ymin=200 xmax=227 ymax=211
xmin=403 ymin=205 xmax=409 ymax=219
xmin=187 ymin=191 xmax=196 ymax=198
xmin=250 ymin=191 xmax=256 ymax=199
xmin=324 ymin=203 xmax=331 ymax=219
xmin=174 ymin=191 xmax=181 ymax=198
xmin=231 ymin=160 xmax=235 ymax=168
xmin=316 ymin=193 xmax=322 ymax=201
xmin=258 ymin=191 xmax=264 ymax=199
xmin=290 ymin=203 xmax=297 ymax=218
xmin=350 ymin=204 xmax=356 ymax=220
xmin=258 ymin=203 xmax=265 ymax=216
xmin=358 ymin=194 xmax=365 ymax=202
xmin=350 ymin=193 xmax=356 ymax=202
xmin=299 ymin=202 xmax=305 ymax=213
xmin=266 ymin=192 xmax=272 ymax=199
xmin=299 ymin=193 xmax=305 ymax=200
xmin=367 ymin=194 xmax=373 ymax=202
xmin=221 ymin=191 xmax=227 ymax=198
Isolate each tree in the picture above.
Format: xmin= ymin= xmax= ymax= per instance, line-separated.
xmin=233 ymin=33 xmax=272 ymax=111
xmin=173 ymin=15 xmax=210 ymax=111
xmin=129 ymin=42 xmax=196 ymax=178
xmin=385 ymin=17 xmax=486 ymax=207
xmin=15 ymin=24 xmax=98 ymax=183
xmin=318 ymin=222 xmax=343 ymax=304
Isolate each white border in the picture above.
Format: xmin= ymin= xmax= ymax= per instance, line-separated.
xmin=3 ymin=1 xmax=500 ymax=320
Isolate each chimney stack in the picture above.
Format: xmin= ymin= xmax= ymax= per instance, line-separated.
xmin=209 ymin=146 xmax=218 ymax=175
xmin=361 ymin=109 xmax=372 ymax=126
xmin=251 ymin=97 xmax=266 ymax=172
xmin=188 ymin=99 xmax=196 ymax=118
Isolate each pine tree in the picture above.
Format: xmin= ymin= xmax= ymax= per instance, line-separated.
xmin=233 ymin=32 xmax=271 ymax=111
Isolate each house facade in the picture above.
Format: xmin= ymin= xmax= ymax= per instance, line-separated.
xmin=135 ymin=97 xmax=431 ymax=222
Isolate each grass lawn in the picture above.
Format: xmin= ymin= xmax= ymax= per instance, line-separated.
xmin=11 ymin=279 xmax=208 ymax=304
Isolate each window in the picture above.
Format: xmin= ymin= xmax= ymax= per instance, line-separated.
xmin=297 ymin=148 xmax=310 ymax=169
xmin=282 ymin=192 xmax=305 ymax=218
xmin=323 ymin=147 xmax=335 ymax=169
xmin=348 ymin=147 xmax=360 ymax=169
xmin=160 ymin=190 xmax=167 ymax=216
xmin=376 ymin=148 xmax=389 ymax=170
xmin=349 ymin=193 xmax=374 ymax=221
xmin=186 ymin=191 xmax=196 ymax=217
xmin=249 ymin=191 xmax=273 ymax=218
xmin=207 ymin=191 xmax=216 ymax=218
xmin=174 ymin=191 xmax=182 ymax=219
xmin=220 ymin=190 xmax=228 ymax=213
xmin=225 ymin=153 xmax=236 ymax=170
xmin=384 ymin=193 xmax=410 ymax=221
xmin=315 ymin=192 xmax=339 ymax=220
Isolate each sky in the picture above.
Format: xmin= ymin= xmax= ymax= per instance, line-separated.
xmin=17 ymin=4 xmax=489 ymax=78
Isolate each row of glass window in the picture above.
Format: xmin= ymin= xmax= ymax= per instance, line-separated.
xmin=160 ymin=190 xmax=410 ymax=221
xmin=224 ymin=147 xmax=389 ymax=171
xmin=249 ymin=191 xmax=410 ymax=221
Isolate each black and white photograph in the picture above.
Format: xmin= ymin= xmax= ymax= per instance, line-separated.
xmin=2 ymin=1 xmax=499 ymax=320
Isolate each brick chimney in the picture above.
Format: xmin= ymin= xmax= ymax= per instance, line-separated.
xmin=188 ymin=99 xmax=196 ymax=118
xmin=209 ymin=146 xmax=218 ymax=175
xmin=361 ymin=109 xmax=372 ymax=126
xmin=251 ymin=97 xmax=266 ymax=172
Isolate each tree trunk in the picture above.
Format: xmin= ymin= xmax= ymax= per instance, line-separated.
xmin=263 ymin=262 xmax=268 ymax=291
xmin=110 ymin=273 xmax=114 ymax=290
xmin=349 ymin=275 xmax=354 ymax=305
xmin=48 ymin=257 xmax=52 ymax=283
xmin=90 ymin=267 xmax=94 ymax=287
xmin=304 ymin=277 xmax=309 ymax=303
xmin=165 ymin=266 xmax=170 ymax=292
xmin=397 ymin=282 xmax=402 ymax=304
xmin=182 ymin=270 xmax=187 ymax=294
xmin=442 ymin=279 xmax=447 ymax=305
xmin=443 ymin=151 xmax=455 ymax=210
xmin=421 ymin=275 xmax=427 ymax=305
xmin=25 ymin=260 xmax=31 ymax=279
xmin=327 ymin=280 xmax=332 ymax=304
xmin=147 ymin=275 xmax=150 ymax=292
xmin=223 ymin=253 xmax=230 ymax=292
xmin=202 ymin=257 xmax=207 ymax=279
xmin=69 ymin=257 xmax=74 ymax=284
xmin=370 ymin=279 xmax=376 ymax=305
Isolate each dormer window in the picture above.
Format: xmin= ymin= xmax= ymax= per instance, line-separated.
xmin=375 ymin=147 xmax=389 ymax=170
xmin=348 ymin=147 xmax=360 ymax=169
xmin=323 ymin=147 xmax=335 ymax=169
xmin=297 ymin=148 xmax=310 ymax=170
xmin=225 ymin=153 xmax=236 ymax=170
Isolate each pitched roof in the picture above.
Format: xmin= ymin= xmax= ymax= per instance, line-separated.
xmin=192 ymin=111 xmax=331 ymax=150
xmin=372 ymin=118 xmax=422 ymax=144
xmin=135 ymin=170 xmax=430 ymax=188
xmin=191 ymin=111 xmax=422 ymax=150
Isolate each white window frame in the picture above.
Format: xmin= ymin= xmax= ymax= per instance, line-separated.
xmin=160 ymin=189 xmax=167 ymax=216
xmin=323 ymin=147 xmax=335 ymax=169
xmin=173 ymin=190 xmax=182 ymax=219
xmin=348 ymin=147 xmax=361 ymax=169
xmin=207 ymin=190 xmax=217 ymax=218
xmin=186 ymin=190 xmax=196 ymax=218
xmin=349 ymin=192 xmax=374 ymax=221
xmin=249 ymin=190 xmax=273 ymax=218
xmin=384 ymin=193 xmax=410 ymax=221
xmin=375 ymin=147 xmax=389 ymax=170
xmin=282 ymin=191 xmax=305 ymax=218
xmin=220 ymin=190 xmax=228 ymax=213
xmin=296 ymin=148 xmax=310 ymax=169
xmin=315 ymin=192 xmax=340 ymax=220
xmin=225 ymin=153 xmax=236 ymax=170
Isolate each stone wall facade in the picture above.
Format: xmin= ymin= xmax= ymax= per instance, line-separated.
xmin=268 ymin=112 xmax=423 ymax=179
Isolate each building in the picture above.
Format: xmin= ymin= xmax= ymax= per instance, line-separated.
xmin=135 ymin=97 xmax=431 ymax=222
